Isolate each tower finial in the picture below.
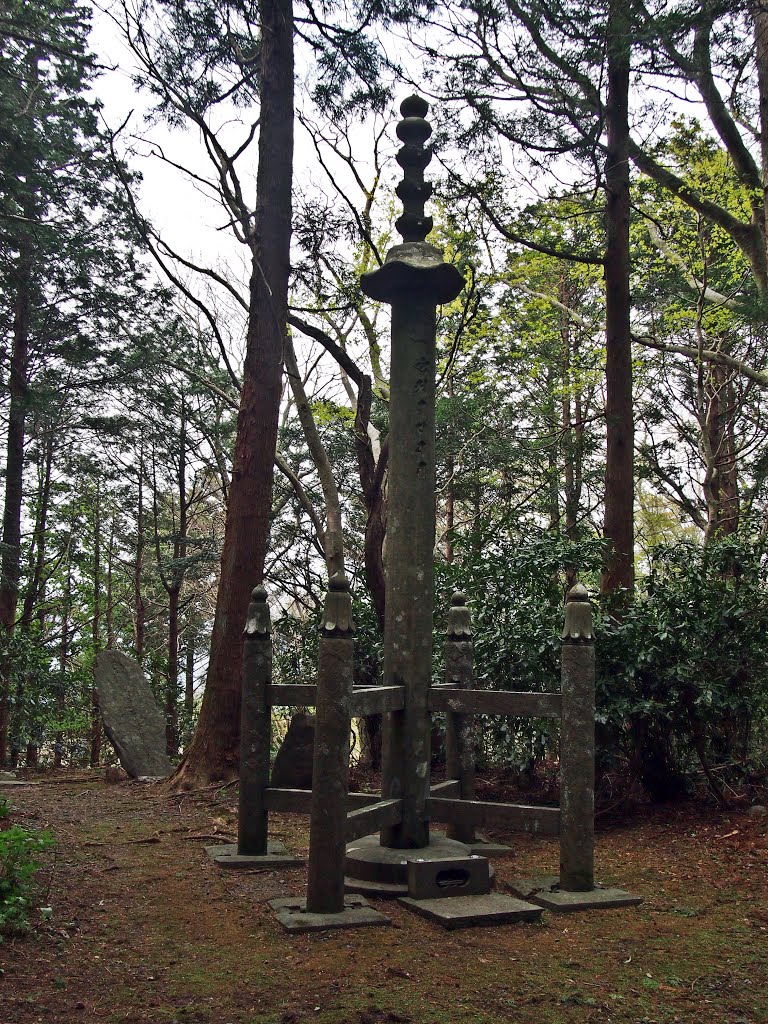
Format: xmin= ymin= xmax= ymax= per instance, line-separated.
xmin=395 ymin=94 xmax=433 ymax=243
xmin=562 ymin=583 xmax=594 ymax=644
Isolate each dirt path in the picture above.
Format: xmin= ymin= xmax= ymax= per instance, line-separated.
xmin=1 ymin=777 xmax=766 ymax=1024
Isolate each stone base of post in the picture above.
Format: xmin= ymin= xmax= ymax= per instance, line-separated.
xmin=205 ymin=842 xmax=304 ymax=869
xmin=506 ymin=875 xmax=642 ymax=912
xmin=269 ymin=894 xmax=389 ymax=933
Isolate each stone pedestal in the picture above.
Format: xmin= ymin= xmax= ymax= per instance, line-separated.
xmin=344 ymin=832 xmax=477 ymax=898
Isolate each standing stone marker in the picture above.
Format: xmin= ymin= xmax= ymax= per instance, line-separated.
xmin=270 ymin=712 xmax=315 ymax=789
xmin=93 ymin=651 xmax=172 ymax=779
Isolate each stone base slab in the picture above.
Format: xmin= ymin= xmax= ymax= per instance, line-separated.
xmin=469 ymin=836 xmax=513 ymax=857
xmin=206 ymin=841 xmax=305 ymax=869
xmin=269 ymin=894 xmax=390 ymax=932
xmin=507 ymin=875 xmax=642 ymax=912
xmin=344 ymin=833 xmax=496 ymax=898
xmin=399 ymin=893 xmax=543 ymax=929
xmin=344 ymin=875 xmax=409 ymax=898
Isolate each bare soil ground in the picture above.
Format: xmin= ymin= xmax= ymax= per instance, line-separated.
xmin=1 ymin=771 xmax=766 ymax=1024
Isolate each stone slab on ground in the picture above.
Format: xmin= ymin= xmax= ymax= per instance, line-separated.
xmin=0 ymin=779 xmax=39 ymax=786
xmin=399 ymin=892 xmax=543 ymax=929
xmin=269 ymin=894 xmax=390 ymax=932
xmin=344 ymin=875 xmax=409 ymax=898
xmin=507 ymin=875 xmax=642 ymax=912
xmin=468 ymin=836 xmax=513 ymax=857
xmin=205 ymin=842 xmax=305 ymax=868
xmin=93 ymin=651 xmax=172 ymax=779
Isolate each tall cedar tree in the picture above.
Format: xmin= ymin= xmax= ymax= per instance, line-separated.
xmin=601 ymin=0 xmax=633 ymax=594
xmin=174 ymin=0 xmax=294 ymax=785
xmin=0 ymin=1 xmax=105 ymax=761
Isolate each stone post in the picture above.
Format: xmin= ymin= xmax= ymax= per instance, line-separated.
xmin=444 ymin=592 xmax=476 ymax=843
xmin=361 ymin=95 xmax=464 ymax=850
xmin=559 ymin=583 xmax=595 ymax=892
xmin=238 ymin=585 xmax=272 ymax=856
xmin=305 ymin=573 xmax=355 ymax=914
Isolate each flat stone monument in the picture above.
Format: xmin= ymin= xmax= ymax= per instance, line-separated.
xmin=270 ymin=712 xmax=315 ymax=788
xmin=93 ymin=651 xmax=172 ymax=779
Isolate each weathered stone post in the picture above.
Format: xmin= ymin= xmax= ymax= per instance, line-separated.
xmin=361 ymin=95 xmax=464 ymax=850
xmin=306 ymin=573 xmax=355 ymax=913
xmin=507 ymin=583 xmax=640 ymax=910
xmin=238 ymin=584 xmax=272 ymax=856
xmin=444 ymin=592 xmax=476 ymax=843
xmin=559 ymin=583 xmax=595 ymax=891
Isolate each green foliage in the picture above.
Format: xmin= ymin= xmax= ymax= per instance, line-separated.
xmin=434 ymin=531 xmax=768 ymax=796
xmin=596 ymin=534 xmax=768 ymax=797
xmin=0 ymin=821 xmax=54 ymax=934
xmin=272 ymin=610 xmax=321 ymax=686
xmin=438 ymin=533 xmax=606 ymax=769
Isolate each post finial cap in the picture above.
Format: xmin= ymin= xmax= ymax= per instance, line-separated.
xmin=562 ymin=583 xmax=594 ymax=643
xmin=321 ymin=571 xmax=355 ymax=636
xmin=447 ymin=591 xmax=473 ymax=639
xmin=244 ymin=583 xmax=270 ymax=636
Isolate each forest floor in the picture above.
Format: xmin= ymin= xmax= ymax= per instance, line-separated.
xmin=1 ymin=770 xmax=767 ymax=1024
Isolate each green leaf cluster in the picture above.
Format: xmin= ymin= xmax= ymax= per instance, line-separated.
xmin=0 ymin=820 xmax=54 ymax=935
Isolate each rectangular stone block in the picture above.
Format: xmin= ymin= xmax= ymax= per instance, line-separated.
xmin=269 ymin=894 xmax=390 ymax=932
xmin=506 ymin=876 xmax=642 ymax=912
xmin=205 ymin=842 xmax=304 ymax=869
xmin=406 ymin=855 xmax=490 ymax=899
xmin=399 ymin=893 xmax=543 ymax=929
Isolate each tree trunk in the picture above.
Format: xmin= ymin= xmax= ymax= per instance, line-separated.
xmin=174 ymin=0 xmax=294 ymax=787
xmin=561 ymin=273 xmax=584 ymax=588
xmin=702 ymin=362 xmax=739 ymax=543
xmin=55 ymin=549 xmax=72 ymax=769
xmin=106 ymin=519 xmax=116 ymax=649
xmin=134 ymin=451 xmax=146 ymax=662
xmin=185 ymin=644 xmax=195 ymax=717
xmin=90 ymin=479 xmax=102 ymax=767
xmin=21 ymin=420 xmax=53 ymax=629
xmin=601 ymin=0 xmax=634 ymax=597
xmin=166 ymin=586 xmax=180 ymax=756
xmin=284 ymin=335 xmax=345 ymax=575
xmin=165 ymin=401 xmax=187 ymax=758
xmin=0 ymin=236 xmax=32 ymax=766
xmin=754 ymin=2 xmax=768 ymax=269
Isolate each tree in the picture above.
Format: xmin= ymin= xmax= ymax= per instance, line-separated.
xmin=0 ymin=0 xmax=165 ymax=763
xmin=165 ymin=0 xmax=295 ymax=785
xmin=112 ymin=0 xmax=401 ymax=781
xmin=601 ymin=0 xmax=633 ymax=594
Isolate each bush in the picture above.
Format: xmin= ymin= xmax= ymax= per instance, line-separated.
xmin=0 ymin=807 xmax=54 ymax=934
xmin=440 ymin=531 xmax=768 ymax=800
xmin=438 ymin=533 xmax=606 ymax=772
xmin=596 ymin=534 xmax=768 ymax=801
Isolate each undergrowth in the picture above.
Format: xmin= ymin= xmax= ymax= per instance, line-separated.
xmin=0 ymin=797 xmax=54 ymax=935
